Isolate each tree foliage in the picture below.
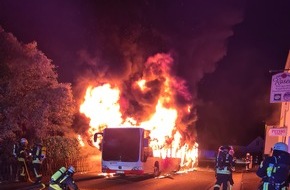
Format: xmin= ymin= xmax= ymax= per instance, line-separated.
xmin=0 ymin=26 xmax=76 ymax=144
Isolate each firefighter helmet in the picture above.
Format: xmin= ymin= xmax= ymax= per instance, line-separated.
xmin=273 ymin=142 xmax=288 ymax=153
xmin=20 ymin=138 xmax=28 ymax=145
xmin=67 ymin=166 xmax=75 ymax=174
xmin=219 ymin=145 xmax=230 ymax=153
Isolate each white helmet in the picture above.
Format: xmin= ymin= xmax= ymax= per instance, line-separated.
xmin=273 ymin=142 xmax=288 ymax=152
xmin=68 ymin=166 xmax=75 ymax=174
xmin=20 ymin=138 xmax=28 ymax=145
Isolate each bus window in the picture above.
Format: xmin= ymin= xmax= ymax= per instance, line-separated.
xmin=102 ymin=128 xmax=140 ymax=162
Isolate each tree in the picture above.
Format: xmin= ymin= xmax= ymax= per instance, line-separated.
xmin=0 ymin=26 xmax=76 ymax=144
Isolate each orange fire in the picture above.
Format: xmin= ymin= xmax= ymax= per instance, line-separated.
xmin=79 ymin=53 xmax=198 ymax=169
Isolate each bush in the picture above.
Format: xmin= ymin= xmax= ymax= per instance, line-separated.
xmin=44 ymin=136 xmax=81 ymax=175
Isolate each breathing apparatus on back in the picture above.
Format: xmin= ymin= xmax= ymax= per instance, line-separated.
xmin=51 ymin=167 xmax=67 ymax=183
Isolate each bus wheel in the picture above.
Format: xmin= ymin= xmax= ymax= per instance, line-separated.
xmin=153 ymin=161 xmax=160 ymax=177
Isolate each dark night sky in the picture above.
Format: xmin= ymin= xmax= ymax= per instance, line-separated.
xmin=0 ymin=0 xmax=289 ymax=149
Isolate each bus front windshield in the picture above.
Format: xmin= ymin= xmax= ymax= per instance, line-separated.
xmin=102 ymin=128 xmax=140 ymax=162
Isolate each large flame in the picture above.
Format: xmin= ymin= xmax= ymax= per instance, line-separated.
xmin=80 ymin=84 xmax=122 ymax=131
xmin=79 ymin=53 xmax=198 ymax=169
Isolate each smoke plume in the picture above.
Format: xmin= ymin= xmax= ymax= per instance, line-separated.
xmin=73 ymin=1 xmax=244 ymax=142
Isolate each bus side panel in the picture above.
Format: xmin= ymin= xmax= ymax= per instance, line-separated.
xmin=143 ymin=157 xmax=181 ymax=174
xmin=160 ymin=157 xmax=181 ymax=173
xmin=142 ymin=157 xmax=157 ymax=174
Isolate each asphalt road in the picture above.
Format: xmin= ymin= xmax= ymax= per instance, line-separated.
xmin=0 ymin=168 xmax=261 ymax=190
xmin=77 ymin=170 xmax=215 ymax=190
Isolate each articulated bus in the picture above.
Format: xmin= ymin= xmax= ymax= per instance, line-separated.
xmin=94 ymin=127 xmax=180 ymax=177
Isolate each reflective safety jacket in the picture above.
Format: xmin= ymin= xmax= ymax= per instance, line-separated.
xmin=32 ymin=144 xmax=46 ymax=164
xmin=216 ymin=167 xmax=232 ymax=175
xmin=17 ymin=146 xmax=29 ymax=162
xmin=215 ymin=151 xmax=234 ymax=175
xmin=256 ymin=152 xmax=290 ymax=190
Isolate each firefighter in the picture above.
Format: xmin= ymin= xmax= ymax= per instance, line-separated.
xmin=31 ymin=139 xmax=46 ymax=184
xmin=214 ymin=145 xmax=235 ymax=190
xmin=15 ymin=138 xmax=30 ymax=182
xmin=245 ymin=152 xmax=251 ymax=171
xmin=254 ymin=155 xmax=260 ymax=168
xmin=228 ymin=146 xmax=235 ymax=187
xmin=12 ymin=139 xmax=20 ymax=181
xmin=48 ymin=166 xmax=79 ymax=190
xmin=256 ymin=142 xmax=290 ymax=190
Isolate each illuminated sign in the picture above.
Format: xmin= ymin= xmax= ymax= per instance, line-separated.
xmin=269 ymin=127 xmax=287 ymax=136
xmin=270 ymin=72 xmax=290 ymax=103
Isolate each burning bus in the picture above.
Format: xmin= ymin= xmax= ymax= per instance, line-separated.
xmin=79 ymin=54 xmax=199 ymax=175
xmin=94 ymin=127 xmax=181 ymax=176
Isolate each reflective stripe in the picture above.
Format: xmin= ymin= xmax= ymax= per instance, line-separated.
xmin=18 ymin=158 xmax=25 ymax=161
xmin=49 ymin=183 xmax=62 ymax=190
xmin=59 ymin=175 xmax=68 ymax=184
xmin=214 ymin=184 xmax=221 ymax=188
xmin=36 ymin=147 xmax=40 ymax=157
xmin=259 ymin=161 xmax=263 ymax=168
xmin=261 ymin=182 xmax=287 ymax=190
xmin=20 ymin=168 xmax=26 ymax=176
xmin=263 ymin=182 xmax=268 ymax=190
xmin=32 ymin=158 xmax=42 ymax=164
xmin=33 ymin=168 xmax=42 ymax=178
xmin=216 ymin=168 xmax=231 ymax=174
